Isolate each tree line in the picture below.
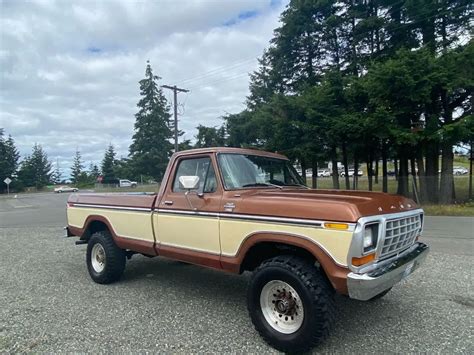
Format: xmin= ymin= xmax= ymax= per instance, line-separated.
xmin=202 ymin=0 xmax=473 ymax=204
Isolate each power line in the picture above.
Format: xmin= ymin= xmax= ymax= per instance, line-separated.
xmin=173 ymin=57 xmax=258 ymax=86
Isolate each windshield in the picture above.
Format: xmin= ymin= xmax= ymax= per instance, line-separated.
xmin=217 ymin=153 xmax=305 ymax=189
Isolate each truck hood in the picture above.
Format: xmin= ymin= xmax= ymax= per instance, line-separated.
xmin=230 ymin=188 xmax=419 ymax=223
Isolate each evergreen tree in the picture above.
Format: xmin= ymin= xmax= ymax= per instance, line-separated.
xmin=194 ymin=125 xmax=226 ymax=148
xmin=101 ymin=144 xmax=116 ymax=182
xmin=70 ymin=150 xmax=84 ymax=185
xmin=51 ymin=163 xmax=62 ymax=185
xmin=18 ymin=144 xmax=52 ymax=189
xmin=129 ymin=61 xmax=173 ymax=180
xmin=88 ymin=163 xmax=100 ymax=182
xmin=0 ymin=129 xmax=20 ymax=193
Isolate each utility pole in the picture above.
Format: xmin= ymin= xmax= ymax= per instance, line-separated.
xmin=161 ymin=85 xmax=189 ymax=152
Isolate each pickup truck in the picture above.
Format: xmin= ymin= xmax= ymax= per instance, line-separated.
xmin=66 ymin=147 xmax=429 ymax=352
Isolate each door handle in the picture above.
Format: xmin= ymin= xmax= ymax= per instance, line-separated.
xmin=164 ymin=200 xmax=174 ymax=205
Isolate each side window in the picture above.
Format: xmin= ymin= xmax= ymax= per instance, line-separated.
xmin=172 ymin=157 xmax=217 ymax=193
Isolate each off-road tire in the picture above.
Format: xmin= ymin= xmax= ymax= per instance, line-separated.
xmin=86 ymin=231 xmax=126 ymax=284
xmin=369 ymin=287 xmax=392 ymax=301
xmin=247 ymin=255 xmax=336 ymax=353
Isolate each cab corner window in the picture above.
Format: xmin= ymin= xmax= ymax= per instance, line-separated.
xmin=172 ymin=157 xmax=218 ymax=193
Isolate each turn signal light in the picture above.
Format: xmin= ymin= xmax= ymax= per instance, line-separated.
xmin=324 ymin=223 xmax=349 ymax=230
xmin=352 ymin=253 xmax=375 ymax=266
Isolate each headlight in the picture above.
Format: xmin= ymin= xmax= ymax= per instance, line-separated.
xmin=363 ymin=224 xmax=379 ymax=252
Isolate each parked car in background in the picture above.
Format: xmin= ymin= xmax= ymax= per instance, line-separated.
xmin=317 ymin=169 xmax=331 ymax=177
xmin=340 ymin=169 xmax=363 ymax=177
xmin=453 ymin=166 xmax=468 ymax=175
xmin=119 ymin=179 xmax=137 ymax=188
xmin=54 ymin=186 xmax=78 ymax=193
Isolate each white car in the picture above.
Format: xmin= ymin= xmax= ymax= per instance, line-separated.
xmin=340 ymin=169 xmax=363 ymax=177
xmin=453 ymin=166 xmax=468 ymax=175
xmin=54 ymin=186 xmax=78 ymax=193
xmin=317 ymin=169 xmax=331 ymax=177
xmin=119 ymin=179 xmax=138 ymax=188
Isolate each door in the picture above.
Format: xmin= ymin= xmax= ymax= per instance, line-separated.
xmin=154 ymin=155 xmax=222 ymax=264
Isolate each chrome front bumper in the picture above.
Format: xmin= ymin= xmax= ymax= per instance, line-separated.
xmin=347 ymin=243 xmax=429 ymax=301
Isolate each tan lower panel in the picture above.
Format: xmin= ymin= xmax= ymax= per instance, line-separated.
xmin=219 ymin=219 xmax=352 ymax=266
xmin=154 ymin=213 xmax=220 ymax=254
xmin=67 ymin=207 xmax=155 ymax=242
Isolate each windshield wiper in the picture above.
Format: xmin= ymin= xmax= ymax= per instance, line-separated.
xmin=287 ymin=183 xmax=310 ymax=189
xmin=242 ymin=183 xmax=283 ymax=189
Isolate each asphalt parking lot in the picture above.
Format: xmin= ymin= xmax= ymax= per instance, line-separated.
xmin=0 ymin=193 xmax=472 ymax=353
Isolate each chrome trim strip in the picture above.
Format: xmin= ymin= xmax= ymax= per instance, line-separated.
xmin=71 ymin=203 xmax=152 ymax=212
xmin=157 ymin=208 xmax=356 ymax=230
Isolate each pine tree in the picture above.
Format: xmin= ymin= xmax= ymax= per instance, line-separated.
xmin=0 ymin=130 xmax=20 ymax=193
xmin=129 ymin=61 xmax=173 ymax=180
xmin=101 ymin=144 xmax=116 ymax=182
xmin=71 ymin=150 xmax=84 ymax=185
xmin=18 ymin=144 xmax=52 ymax=189
xmin=88 ymin=163 xmax=100 ymax=182
xmin=51 ymin=163 xmax=62 ymax=185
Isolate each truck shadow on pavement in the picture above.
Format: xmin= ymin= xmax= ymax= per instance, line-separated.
xmin=119 ymin=255 xmax=414 ymax=342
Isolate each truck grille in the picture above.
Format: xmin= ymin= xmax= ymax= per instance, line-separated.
xmin=380 ymin=214 xmax=422 ymax=259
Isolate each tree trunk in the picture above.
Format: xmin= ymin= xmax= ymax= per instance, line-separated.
xmin=374 ymin=155 xmax=379 ymax=184
xmin=397 ymin=151 xmax=409 ymax=197
xmin=368 ymin=149 xmax=374 ymax=191
xmin=469 ymin=140 xmax=473 ymax=199
xmin=416 ymin=149 xmax=428 ymax=203
xmin=353 ymin=155 xmax=359 ymax=190
xmin=425 ymin=141 xmax=439 ymax=203
xmin=382 ymin=141 xmax=388 ymax=193
xmin=439 ymin=140 xmax=454 ymax=204
xmin=311 ymin=160 xmax=318 ymax=189
xmin=410 ymin=157 xmax=419 ymax=202
xmin=331 ymin=146 xmax=340 ymax=189
xmin=394 ymin=159 xmax=398 ymax=181
xmin=367 ymin=160 xmax=373 ymax=191
xmin=342 ymin=142 xmax=350 ymax=189
xmin=301 ymin=159 xmax=307 ymax=184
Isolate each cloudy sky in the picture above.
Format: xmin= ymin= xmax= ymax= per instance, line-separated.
xmin=0 ymin=0 xmax=288 ymax=175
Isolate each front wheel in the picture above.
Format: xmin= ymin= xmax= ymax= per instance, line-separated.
xmin=86 ymin=231 xmax=126 ymax=284
xmin=247 ymin=255 xmax=335 ymax=353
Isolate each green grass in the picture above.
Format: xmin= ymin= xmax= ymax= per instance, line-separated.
xmin=421 ymin=202 xmax=474 ymax=216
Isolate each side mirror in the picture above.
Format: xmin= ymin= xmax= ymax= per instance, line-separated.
xmin=179 ymin=176 xmax=200 ymax=190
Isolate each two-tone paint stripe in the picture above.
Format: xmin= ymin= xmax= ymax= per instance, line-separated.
xmin=69 ymin=202 xmax=356 ymax=231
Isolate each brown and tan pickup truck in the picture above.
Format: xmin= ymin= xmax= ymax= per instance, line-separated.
xmin=66 ymin=147 xmax=429 ymax=352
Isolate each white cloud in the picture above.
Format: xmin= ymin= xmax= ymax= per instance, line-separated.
xmin=0 ymin=0 xmax=287 ymax=177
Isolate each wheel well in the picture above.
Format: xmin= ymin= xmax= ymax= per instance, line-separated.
xmin=81 ymin=220 xmax=109 ymax=241
xmin=241 ymin=242 xmax=333 ymax=290
xmin=241 ymin=242 xmax=316 ymax=272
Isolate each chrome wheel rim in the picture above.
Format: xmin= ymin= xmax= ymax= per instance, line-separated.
xmin=91 ymin=243 xmax=106 ymax=273
xmin=260 ymin=280 xmax=304 ymax=334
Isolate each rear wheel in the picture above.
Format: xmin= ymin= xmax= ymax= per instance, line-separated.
xmin=247 ymin=255 xmax=335 ymax=353
xmin=86 ymin=231 xmax=126 ymax=284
